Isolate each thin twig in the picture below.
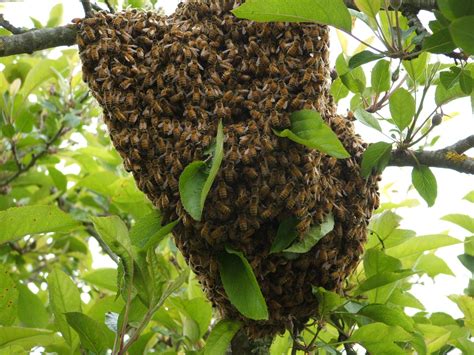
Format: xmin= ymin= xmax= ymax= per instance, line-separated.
xmin=103 ymin=0 xmax=115 ymax=13
xmin=0 ymin=14 xmax=27 ymax=35
xmin=0 ymin=126 xmax=69 ymax=187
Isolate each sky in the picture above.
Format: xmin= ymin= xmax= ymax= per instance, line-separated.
xmin=1 ymin=0 xmax=473 ymax=318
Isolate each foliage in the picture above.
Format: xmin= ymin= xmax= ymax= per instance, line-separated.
xmin=0 ymin=0 xmax=473 ymax=354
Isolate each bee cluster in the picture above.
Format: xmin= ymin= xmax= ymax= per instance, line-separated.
xmin=77 ymin=0 xmax=379 ymax=338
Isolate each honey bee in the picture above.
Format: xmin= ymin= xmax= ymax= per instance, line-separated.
xmin=113 ymin=108 xmax=127 ymax=122
xmin=214 ymin=101 xmax=230 ymax=119
xmin=217 ymin=182 xmax=229 ymax=199
xmin=289 ymin=164 xmax=303 ymax=179
xmin=139 ymin=118 xmax=147 ymax=131
xmin=279 ymin=182 xmax=294 ymax=200
xmin=242 ymin=146 xmax=257 ymax=164
xmin=210 ymin=70 xmax=223 ymax=86
xmin=227 ymin=145 xmax=240 ymax=162
xmin=275 ymin=97 xmax=288 ymax=111
xmin=235 ymin=186 xmax=247 ymax=207
xmin=216 ymin=201 xmax=231 ymax=218
xmin=170 ymin=92 xmax=184 ymax=104
xmin=187 ymin=129 xmax=200 ymax=143
xmin=259 ymin=160 xmax=270 ymax=177
xmin=224 ymin=162 xmax=237 ymax=183
xmin=303 ymin=36 xmax=314 ymax=52
xmin=243 ymin=167 xmax=258 ymax=180
xmin=125 ymin=93 xmax=134 ymax=106
xmin=89 ymin=45 xmax=100 ymax=61
xmin=200 ymin=222 xmax=211 ymax=239
xmin=191 ymin=86 xmax=201 ymax=104
xmin=83 ymin=27 xmax=96 ymax=41
xmin=177 ymin=67 xmax=189 ymax=87
xmin=164 ymin=64 xmax=176 ymax=80
xmin=296 ymin=218 xmax=311 ymax=235
xmin=210 ymin=226 xmax=226 ymax=242
xmin=261 ymin=206 xmax=274 ymax=219
xmin=302 ymin=68 xmax=315 ymax=84
xmin=260 ymin=183 xmax=271 ymax=198
xmin=140 ymin=133 xmax=150 ymax=150
xmin=184 ymin=105 xmax=197 ymax=120
xmin=286 ymin=196 xmax=297 ymax=209
xmin=237 ymin=215 xmax=249 ymax=232
xmin=120 ymin=78 xmax=133 ymax=90
xmin=249 ymin=195 xmax=259 ymax=216
xmin=286 ymin=40 xmax=301 ymax=56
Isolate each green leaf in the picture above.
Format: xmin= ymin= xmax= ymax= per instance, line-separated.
xmin=371 ymin=60 xmax=391 ymax=94
xmin=358 ymin=304 xmax=415 ymax=332
xmin=181 ymin=297 xmax=213 ymax=339
xmin=90 ymin=216 xmax=133 ymax=272
xmin=340 ymin=66 xmax=367 ymax=93
xmin=459 ymin=69 xmax=473 ymax=94
xmin=364 ymin=249 xmax=402 ymax=278
xmin=442 ymin=214 xmax=474 ymax=233
xmin=0 ymin=327 xmax=61 ymax=350
xmin=388 ymin=289 xmax=425 ymax=310
xmin=273 ymin=110 xmax=350 ymax=158
xmin=386 ymin=234 xmax=460 ymax=259
xmin=82 ymin=268 xmax=118 ymax=292
xmin=270 ymin=217 xmax=299 ymax=254
xmin=330 ymin=78 xmax=349 ymax=103
xmin=354 ymin=0 xmax=382 ymax=19
xmin=416 ymin=253 xmax=454 ymax=278
xmin=48 ymin=268 xmax=82 ymax=346
xmin=435 ymin=79 xmax=468 ymax=105
xmin=412 ymin=165 xmax=437 ymax=207
xmin=403 ymin=52 xmax=429 ymax=83
xmin=232 ymin=0 xmax=352 ymax=32
xmin=416 ymin=324 xmax=451 ymax=353
xmin=270 ymin=331 xmax=291 ymax=355
xmin=350 ymin=323 xmax=412 ymax=355
xmin=65 ymin=312 xmax=114 ymax=354
xmin=17 ymin=283 xmax=49 ymax=328
xmin=354 ymin=108 xmax=382 ymax=131
xmin=130 ymin=212 xmax=178 ymax=250
xmin=450 ymin=16 xmax=474 ymax=55
xmin=204 ymin=320 xmax=241 ymax=355
xmin=356 ymin=270 xmax=414 ymax=294
xmin=47 ymin=167 xmax=67 ymax=192
xmin=389 ymin=88 xmax=415 ymax=130
xmin=0 ymin=205 xmax=79 ymax=244
xmin=46 ymin=3 xmax=63 ymax=27
xmin=463 ymin=190 xmax=474 ymax=203
xmin=30 ymin=17 xmax=43 ymax=28
xmin=179 ymin=120 xmax=224 ymax=221
xmin=361 ymin=142 xmax=392 ymax=178
xmin=423 ymin=28 xmax=456 ymax=54
xmin=349 ymin=50 xmax=384 ymax=69
xmin=312 ymin=287 xmax=345 ymax=315
xmin=449 ymin=294 xmax=474 ymax=332
xmin=458 ymin=254 xmax=474 ymax=273
xmin=284 ymin=213 xmax=334 ymax=253
xmin=0 ymin=266 xmax=18 ymax=326
xmin=440 ymin=67 xmax=462 ymax=90
xmin=217 ymin=247 xmax=268 ymax=320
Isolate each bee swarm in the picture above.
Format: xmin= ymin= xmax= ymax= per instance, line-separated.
xmin=77 ymin=0 xmax=379 ymax=338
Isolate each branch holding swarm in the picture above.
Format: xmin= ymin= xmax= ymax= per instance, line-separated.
xmin=0 ymin=0 xmax=437 ymax=57
xmin=388 ymin=135 xmax=474 ymax=175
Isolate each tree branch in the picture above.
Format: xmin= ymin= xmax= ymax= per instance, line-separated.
xmin=0 ymin=25 xmax=77 ymax=57
xmin=0 ymin=14 xmax=27 ymax=35
xmin=388 ymin=135 xmax=474 ymax=175
xmin=344 ymin=0 xmax=437 ymax=11
xmin=80 ymin=0 xmax=94 ymax=17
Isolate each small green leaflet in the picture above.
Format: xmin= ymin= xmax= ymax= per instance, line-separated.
xmin=269 ymin=217 xmax=299 ymax=254
xmin=273 ymin=110 xmax=350 ymax=159
xmin=348 ymin=50 xmax=384 ymax=69
xmin=422 ymin=28 xmax=456 ymax=54
xmin=354 ymin=108 xmax=382 ymax=131
xmin=0 ymin=265 xmax=18 ymax=326
xmin=232 ymin=0 xmax=352 ymax=32
xmin=354 ymin=0 xmax=382 ymax=19
xmin=357 ymin=304 xmax=415 ymax=333
xmin=361 ymin=142 xmax=392 ymax=178
xmin=179 ymin=120 xmax=224 ymax=221
xmin=284 ymin=214 xmax=334 ymax=253
xmin=217 ymin=247 xmax=268 ymax=320
xmin=412 ymin=165 xmax=437 ymax=207
xmin=389 ymin=88 xmax=415 ymax=131
xmin=312 ymin=287 xmax=345 ymax=316
xmin=203 ymin=320 xmax=241 ymax=355
xmin=355 ymin=270 xmax=415 ymax=295
xmin=442 ymin=214 xmax=474 ymax=233
xmin=371 ymin=60 xmax=391 ymax=94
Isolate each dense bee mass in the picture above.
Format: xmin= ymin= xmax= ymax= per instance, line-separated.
xmin=77 ymin=0 xmax=379 ymax=338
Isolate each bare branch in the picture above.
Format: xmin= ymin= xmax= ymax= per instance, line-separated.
xmin=388 ymin=135 xmax=474 ymax=175
xmin=0 ymin=25 xmax=77 ymax=57
xmin=80 ymin=0 xmax=94 ymax=17
xmin=103 ymin=0 xmax=115 ymax=13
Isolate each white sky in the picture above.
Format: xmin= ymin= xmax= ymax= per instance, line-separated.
xmin=2 ymin=0 xmax=473 ymax=318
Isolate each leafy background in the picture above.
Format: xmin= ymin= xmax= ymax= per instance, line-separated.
xmin=0 ymin=0 xmax=473 ymax=354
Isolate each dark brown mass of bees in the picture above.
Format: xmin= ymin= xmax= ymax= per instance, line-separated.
xmin=76 ymin=0 xmax=379 ymax=338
